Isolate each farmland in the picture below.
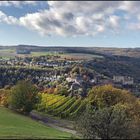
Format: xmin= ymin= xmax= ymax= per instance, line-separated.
xmin=37 ymin=93 xmax=87 ymax=119
xmin=60 ymin=53 xmax=103 ymax=60
xmin=0 ymin=48 xmax=103 ymax=61
xmin=0 ymin=49 xmax=16 ymax=59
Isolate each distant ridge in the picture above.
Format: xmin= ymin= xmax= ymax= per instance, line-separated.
xmin=0 ymin=45 xmax=140 ymax=58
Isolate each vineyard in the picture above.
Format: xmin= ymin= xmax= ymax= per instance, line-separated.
xmin=37 ymin=93 xmax=87 ymax=119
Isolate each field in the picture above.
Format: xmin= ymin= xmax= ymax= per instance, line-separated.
xmin=0 ymin=107 xmax=72 ymax=139
xmin=0 ymin=47 xmax=104 ymax=60
xmin=60 ymin=53 xmax=103 ymax=60
xmin=0 ymin=48 xmax=61 ymax=58
xmin=31 ymin=51 xmax=61 ymax=57
xmin=0 ymin=49 xmax=16 ymax=59
xmin=37 ymin=93 xmax=87 ymax=119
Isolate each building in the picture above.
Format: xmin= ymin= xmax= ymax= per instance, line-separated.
xmin=123 ymin=76 xmax=134 ymax=85
xmin=113 ymin=76 xmax=124 ymax=83
xmin=113 ymin=76 xmax=134 ymax=85
xmin=16 ymin=48 xmax=31 ymax=54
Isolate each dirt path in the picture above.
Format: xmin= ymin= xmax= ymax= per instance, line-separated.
xmin=43 ymin=122 xmax=76 ymax=135
xmin=29 ymin=111 xmax=77 ymax=135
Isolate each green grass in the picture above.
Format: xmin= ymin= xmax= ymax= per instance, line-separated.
xmin=0 ymin=49 xmax=16 ymax=59
xmin=60 ymin=53 xmax=103 ymax=60
xmin=31 ymin=52 xmax=59 ymax=56
xmin=0 ymin=107 xmax=73 ymax=139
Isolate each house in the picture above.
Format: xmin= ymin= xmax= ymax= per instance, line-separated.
xmin=16 ymin=48 xmax=31 ymax=54
xmin=66 ymin=77 xmax=75 ymax=83
xmin=113 ymin=76 xmax=134 ymax=85
xmin=113 ymin=76 xmax=124 ymax=83
xmin=123 ymin=76 xmax=134 ymax=85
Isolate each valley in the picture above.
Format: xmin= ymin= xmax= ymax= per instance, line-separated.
xmin=0 ymin=45 xmax=140 ymax=139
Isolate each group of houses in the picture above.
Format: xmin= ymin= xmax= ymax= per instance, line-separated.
xmin=0 ymin=56 xmax=80 ymax=68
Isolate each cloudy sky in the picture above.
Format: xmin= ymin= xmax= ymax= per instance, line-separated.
xmin=0 ymin=1 xmax=140 ymax=47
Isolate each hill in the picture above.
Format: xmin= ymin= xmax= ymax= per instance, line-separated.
xmin=1 ymin=45 xmax=140 ymax=58
xmin=85 ymin=55 xmax=140 ymax=83
xmin=0 ymin=107 xmax=72 ymax=139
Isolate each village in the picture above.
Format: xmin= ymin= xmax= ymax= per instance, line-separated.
xmin=0 ymin=52 xmax=139 ymax=98
xmin=0 ymin=55 xmax=81 ymax=68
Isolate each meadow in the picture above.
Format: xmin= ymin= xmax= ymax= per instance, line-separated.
xmin=0 ymin=107 xmax=72 ymax=139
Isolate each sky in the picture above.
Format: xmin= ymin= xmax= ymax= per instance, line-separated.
xmin=0 ymin=1 xmax=140 ymax=48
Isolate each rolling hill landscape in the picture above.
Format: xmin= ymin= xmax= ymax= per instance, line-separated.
xmin=0 ymin=45 xmax=140 ymax=139
xmin=1 ymin=1 xmax=140 ymax=139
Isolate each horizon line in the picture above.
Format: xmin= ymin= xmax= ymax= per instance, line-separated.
xmin=0 ymin=44 xmax=139 ymax=49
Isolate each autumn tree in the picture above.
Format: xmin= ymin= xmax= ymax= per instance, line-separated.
xmin=0 ymin=89 xmax=11 ymax=107
xmin=88 ymin=85 xmax=136 ymax=109
xmin=76 ymin=85 xmax=140 ymax=139
xmin=9 ymin=80 xmax=39 ymax=114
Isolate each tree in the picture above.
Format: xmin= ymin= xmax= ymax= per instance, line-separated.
xmin=9 ymin=80 xmax=39 ymax=114
xmin=77 ymin=104 xmax=140 ymax=139
xmin=57 ymin=87 xmax=69 ymax=96
xmin=88 ymin=85 xmax=136 ymax=109
xmin=76 ymin=85 xmax=140 ymax=139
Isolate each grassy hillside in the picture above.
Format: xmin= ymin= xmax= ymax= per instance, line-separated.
xmin=0 ymin=107 xmax=72 ymax=139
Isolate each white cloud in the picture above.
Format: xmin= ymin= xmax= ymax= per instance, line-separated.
xmin=127 ymin=22 xmax=140 ymax=30
xmin=96 ymin=25 xmax=105 ymax=33
xmin=119 ymin=1 xmax=140 ymax=31
xmin=119 ymin=1 xmax=140 ymax=14
xmin=108 ymin=15 xmax=120 ymax=28
xmin=17 ymin=1 xmax=123 ymax=36
xmin=0 ymin=11 xmax=18 ymax=24
xmin=1 ymin=1 xmax=140 ymax=36
xmin=48 ymin=1 xmax=120 ymax=15
xmin=0 ymin=1 xmax=37 ymax=7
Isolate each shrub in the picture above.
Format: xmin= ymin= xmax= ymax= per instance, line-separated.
xmin=0 ymin=89 xmax=11 ymax=107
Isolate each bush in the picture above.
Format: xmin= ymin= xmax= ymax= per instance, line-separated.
xmin=0 ymin=89 xmax=11 ymax=107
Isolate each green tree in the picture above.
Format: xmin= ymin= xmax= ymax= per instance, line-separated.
xmin=76 ymin=85 xmax=140 ymax=139
xmin=77 ymin=104 xmax=140 ymax=139
xmin=10 ymin=80 xmax=39 ymax=114
xmin=59 ymin=87 xmax=69 ymax=96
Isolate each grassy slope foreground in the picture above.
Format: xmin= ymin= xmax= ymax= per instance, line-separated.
xmin=0 ymin=107 xmax=72 ymax=139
